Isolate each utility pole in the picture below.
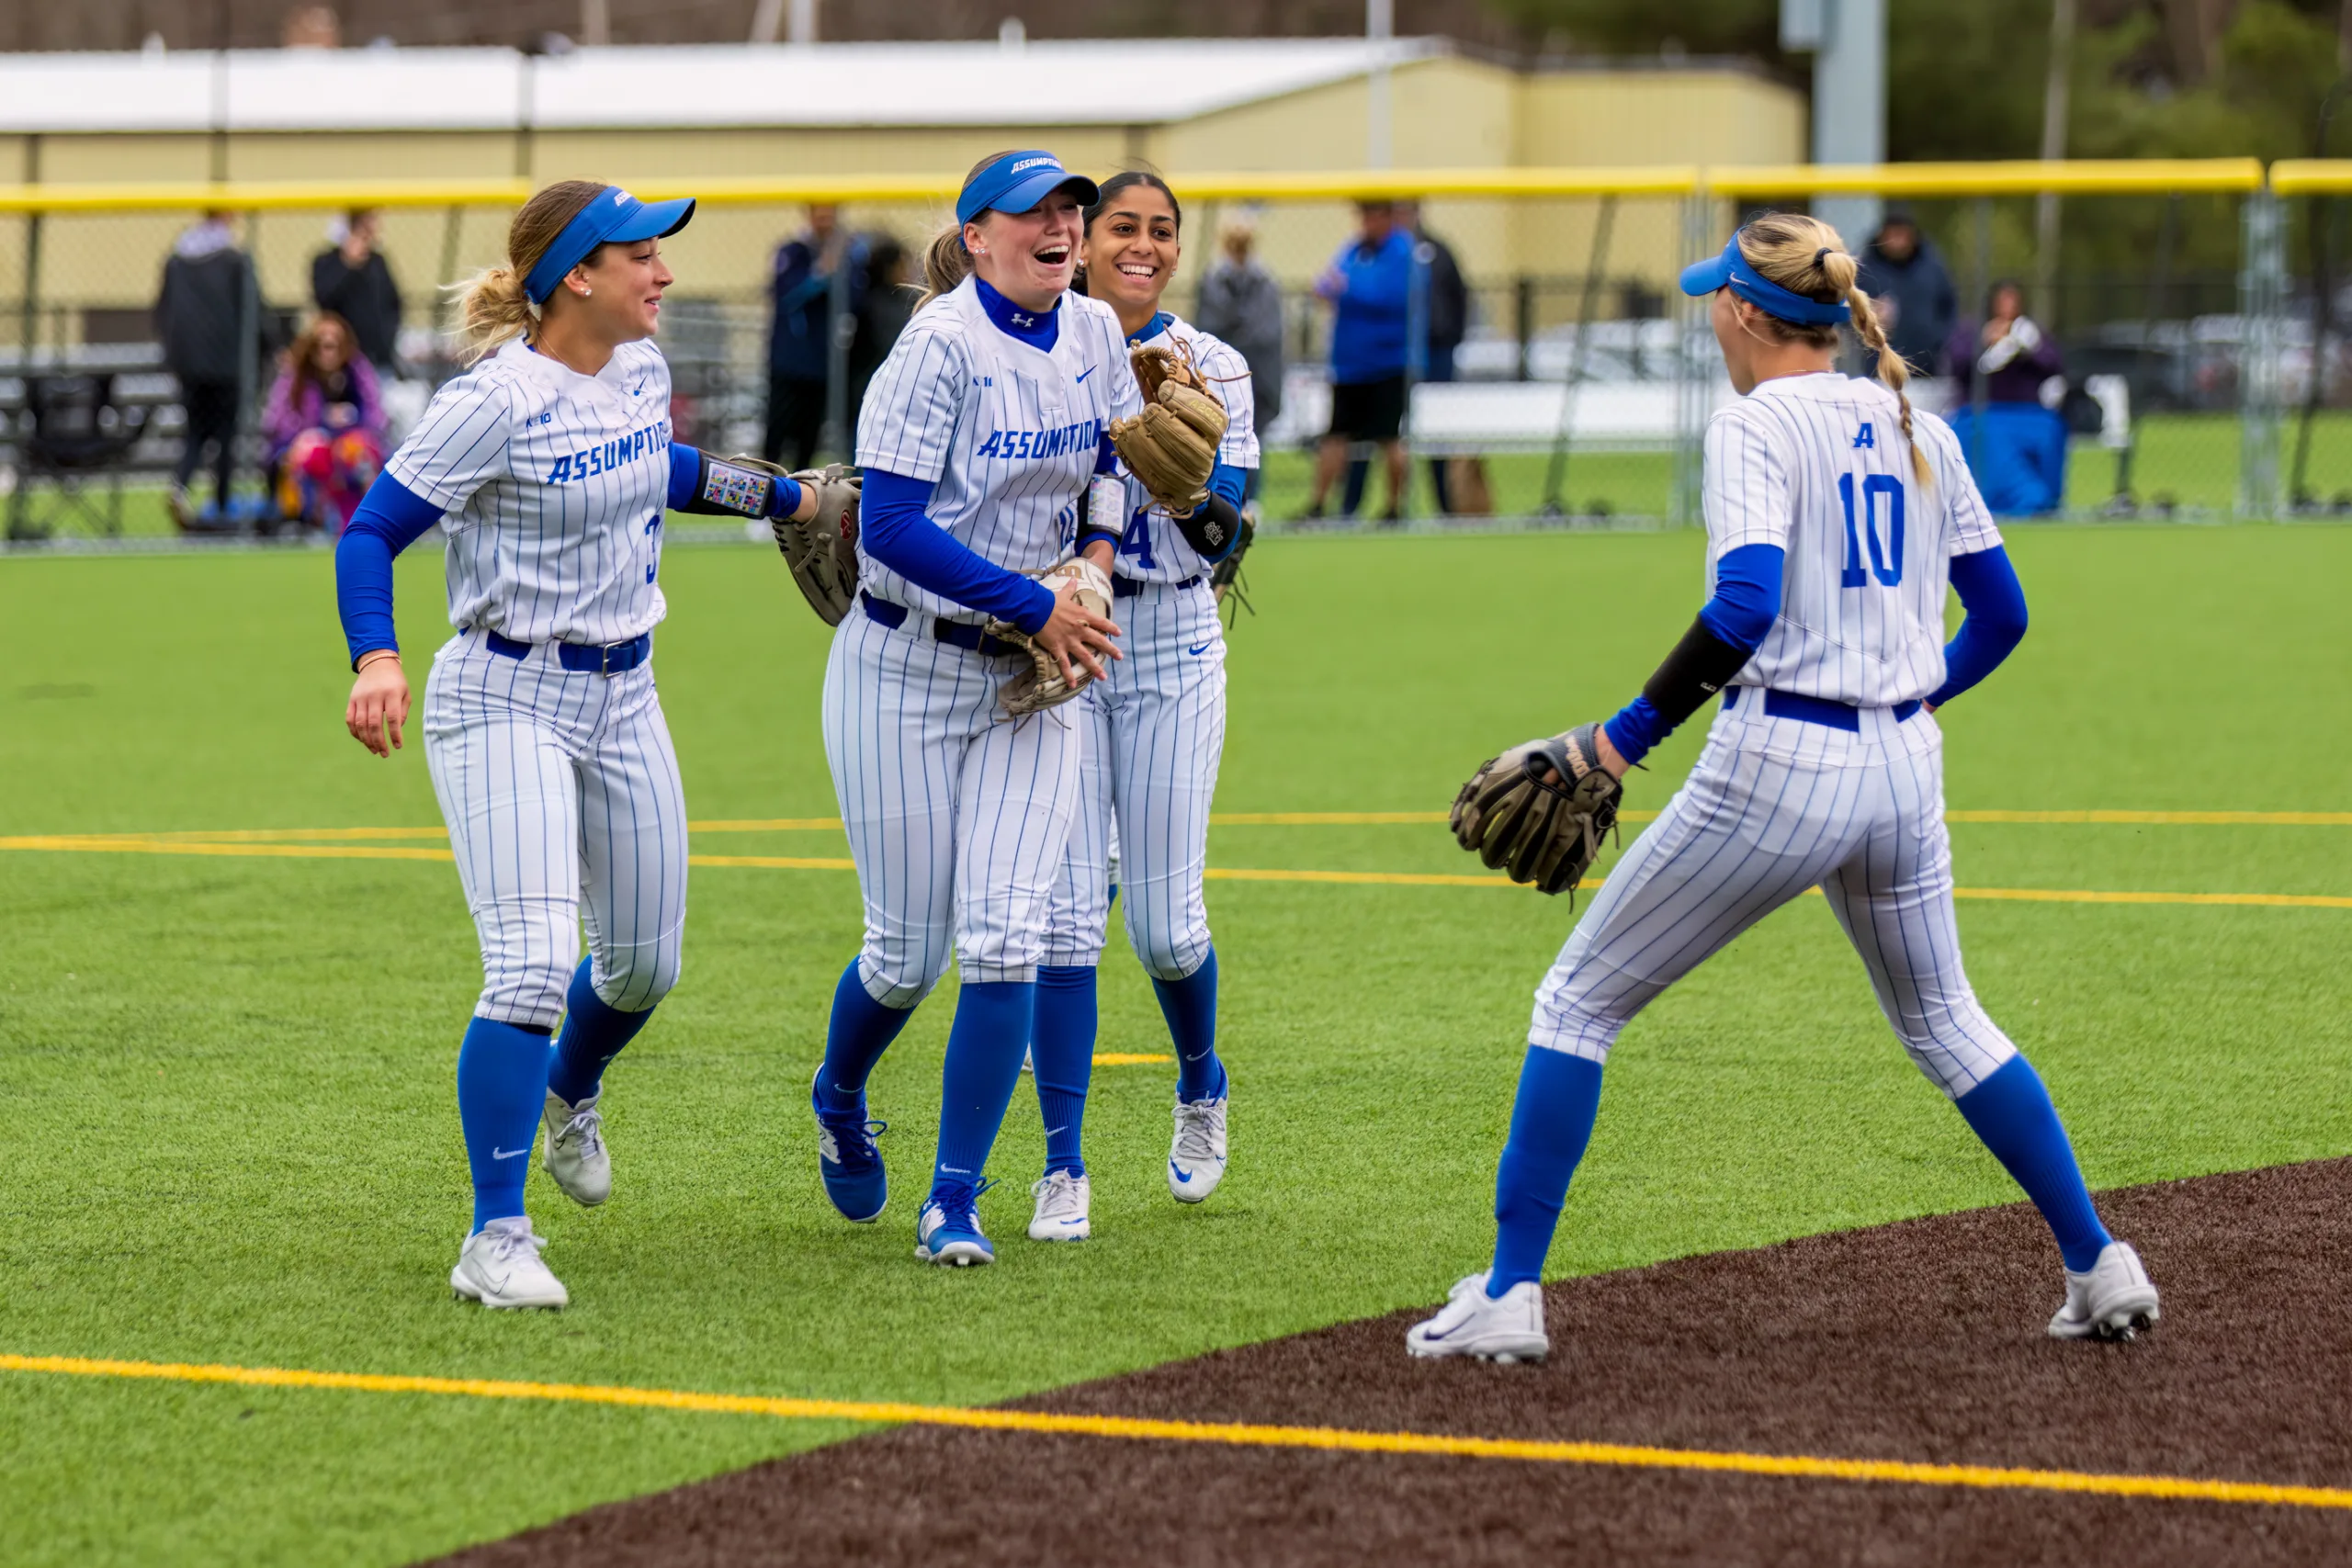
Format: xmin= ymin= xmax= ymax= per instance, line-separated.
xmin=580 ymin=0 xmax=611 ymax=47
xmin=2035 ymin=0 xmax=2077 ymax=327
xmin=1366 ymin=0 xmax=1394 ymax=168
xmin=1781 ymin=0 xmax=1885 ymax=248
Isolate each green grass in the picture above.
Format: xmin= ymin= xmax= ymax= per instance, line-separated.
xmin=2 ymin=525 xmax=2350 ymax=1564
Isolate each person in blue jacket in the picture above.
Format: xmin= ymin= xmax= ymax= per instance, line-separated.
xmin=1300 ymin=200 xmax=1419 ymax=523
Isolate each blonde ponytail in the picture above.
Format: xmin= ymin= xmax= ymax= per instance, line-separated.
xmin=449 ymin=178 xmax=608 ymax=364
xmin=1734 ymin=212 xmax=1931 ymax=485
xmin=913 ymin=221 xmax=972 ymax=315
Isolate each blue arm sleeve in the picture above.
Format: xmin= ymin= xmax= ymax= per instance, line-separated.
xmin=1208 ymin=460 xmax=1246 ymax=510
xmin=1926 ymin=545 xmax=2028 ymax=708
xmin=666 ymin=443 xmax=803 ymax=518
xmin=334 ymin=473 xmax=446 ymax=667
xmin=1094 ymin=433 xmax=1119 ymax=475
xmin=1603 ymin=544 xmax=1784 ymax=766
xmin=862 ymin=468 xmax=1058 ymax=635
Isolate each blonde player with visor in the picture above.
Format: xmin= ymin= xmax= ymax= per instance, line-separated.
xmin=807 ymin=151 xmax=1139 ymax=1267
xmin=1409 ymin=214 xmax=2159 ymax=1363
xmin=337 ymin=180 xmax=856 ymax=1308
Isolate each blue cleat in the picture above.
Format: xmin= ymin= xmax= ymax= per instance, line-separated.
xmin=915 ymin=1178 xmax=996 ymax=1267
xmin=811 ymin=1068 xmax=888 ymax=1223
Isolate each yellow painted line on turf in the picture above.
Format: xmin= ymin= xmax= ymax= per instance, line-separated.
xmin=4 ymin=1353 xmax=2346 ymax=1513
xmin=1093 ymin=1053 xmax=1171 ymax=1065
xmin=7 ymin=834 xmax=2351 ymax=909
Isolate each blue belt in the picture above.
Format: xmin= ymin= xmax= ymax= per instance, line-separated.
xmin=1724 ymin=685 xmax=1920 ymax=731
xmin=1113 ymin=574 xmax=1203 ymax=597
xmin=485 ymin=628 xmax=651 ymax=676
xmin=860 ymin=591 xmax=1023 ymax=658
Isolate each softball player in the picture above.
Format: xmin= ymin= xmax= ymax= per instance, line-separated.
xmin=1025 ymin=172 xmax=1256 ymax=1243
xmin=808 ymin=150 xmax=1137 ymax=1267
xmin=1410 ymin=214 xmax=2159 ymax=1362
xmin=338 ymin=179 xmax=848 ymax=1308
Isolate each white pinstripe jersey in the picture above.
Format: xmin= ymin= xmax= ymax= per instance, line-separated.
xmin=854 ymin=277 xmax=1141 ymax=623
xmin=387 ymin=336 xmax=673 ymax=647
xmin=1707 ymin=372 xmax=2002 ymax=709
xmin=1102 ymin=313 xmax=1260 ymax=584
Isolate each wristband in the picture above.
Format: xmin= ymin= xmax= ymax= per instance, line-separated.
xmin=1172 ymin=492 xmax=1244 ymax=561
xmin=354 ymin=649 xmax=401 ymax=671
xmin=687 ymin=452 xmax=776 ymax=519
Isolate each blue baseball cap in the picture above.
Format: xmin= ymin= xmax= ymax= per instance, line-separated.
xmin=956 ymin=152 xmax=1100 ymax=227
xmin=1679 ymin=232 xmax=1851 ymax=327
xmin=524 ymin=186 xmax=697 ymax=305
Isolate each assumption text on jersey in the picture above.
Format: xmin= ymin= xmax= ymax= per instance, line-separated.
xmin=544 ymin=420 xmax=673 ymax=484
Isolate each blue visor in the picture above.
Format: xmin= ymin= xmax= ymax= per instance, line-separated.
xmin=524 ymin=186 xmax=697 ymax=305
xmin=956 ymin=151 xmax=1099 ymax=227
xmin=1679 ymin=235 xmax=1851 ymax=327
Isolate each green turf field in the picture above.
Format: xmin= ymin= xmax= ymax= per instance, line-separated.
xmin=33 ymin=409 xmax=2348 ymax=542
xmin=2 ymin=525 xmax=2349 ymax=1565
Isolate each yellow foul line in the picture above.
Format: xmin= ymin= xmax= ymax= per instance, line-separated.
xmin=2 ymin=1353 xmax=2345 ymax=1513
xmin=4 ymin=833 xmax=2349 ymax=908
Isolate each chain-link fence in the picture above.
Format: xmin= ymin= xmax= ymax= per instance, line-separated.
xmin=0 ymin=161 xmax=2328 ymax=542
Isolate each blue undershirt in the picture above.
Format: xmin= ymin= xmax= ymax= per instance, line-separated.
xmin=1602 ymin=543 xmax=1784 ymax=765
xmin=974 ymin=276 xmax=1060 ymax=352
xmin=859 ymin=470 xmax=1060 ymax=634
xmin=1925 ymin=546 xmax=2028 ymax=708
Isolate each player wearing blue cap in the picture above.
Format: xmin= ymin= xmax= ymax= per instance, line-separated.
xmin=338 ymin=180 xmax=856 ymax=1308
xmin=1410 ymin=213 xmax=2158 ymax=1362
xmin=1023 ymin=172 xmax=1257 ymax=1243
xmin=808 ymin=150 xmax=1141 ymax=1267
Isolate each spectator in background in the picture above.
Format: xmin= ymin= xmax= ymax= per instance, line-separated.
xmin=848 ymin=233 xmax=912 ymax=432
xmin=311 ymin=209 xmax=403 ymax=374
xmin=1946 ymin=280 xmax=2070 ymax=514
xmin=1344 ymin=199 xmax=1485 ymax=516
xmin=1194 ymin=218 xmax=1285 ymax=501
xmin=1856 ymin=208 xmax=1956 ymax=378
xmin=263 ymin=312 xmax=385 ymax=534
xmin=765 ymin=203 xmax=868 ymax=470
xmin=155 ymin=209 xmax=268 ymax=529
xmin=1302 ymin=199 xmax=1416 ymax=524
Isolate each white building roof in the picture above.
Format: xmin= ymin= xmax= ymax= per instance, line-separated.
xmin=0 ymin=37 xmax=1446 ymax=134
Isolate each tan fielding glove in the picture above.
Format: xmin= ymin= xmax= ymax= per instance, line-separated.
xmin=1110 ymin=344 xmax=1227 ymax=514
xmin=988 ymin=554 xmax=1115 ymax=717
xmin=1449 ymin=724 xmax=1623 ymax=897
xmin=734 ymin=457 xmax=861 ymax=626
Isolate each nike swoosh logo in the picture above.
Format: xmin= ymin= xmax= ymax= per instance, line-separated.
xmin=1187 ymin=642 xmax=1211 ymax=656
xmin=1075 ymin=366 xmax=1096 ymax=383
xmin=492 ymin=1146 xmax=528 ymax=1160
xmin=1170 ymin=1160 xmax=1192 ymax=1180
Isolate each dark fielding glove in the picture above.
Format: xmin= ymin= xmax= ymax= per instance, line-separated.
xmin=1449 ymin=723 xmax=1623 ymax=897
xmin=737 ymin=456 xmax=860 ymax=626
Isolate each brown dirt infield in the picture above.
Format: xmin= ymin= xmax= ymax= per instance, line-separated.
xmin=435 ymin=1158 xmax=2352 ymax=1567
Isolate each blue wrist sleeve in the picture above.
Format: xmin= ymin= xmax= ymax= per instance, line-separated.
xmin=1927 ymin=545 xmax=2028 ymax=708
xmin=666 ymin=443 xmax=803 ymax=519
xmin=335 ymin=473 xmax=445 ymax=667
xmin=862 ymin=468 xmax=1058 ymax=634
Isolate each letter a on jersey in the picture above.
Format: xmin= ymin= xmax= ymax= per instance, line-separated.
xmin=1853 ymin=423 xmax=1875 ymax=449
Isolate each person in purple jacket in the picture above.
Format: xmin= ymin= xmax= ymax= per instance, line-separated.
xmin=1300 ymin=200 xmax=1419 ymax=523
xmin=264 ymin=312 xmax=387 ymax=533
xmin=1944 ymin=281 xmax=2069 ymax=515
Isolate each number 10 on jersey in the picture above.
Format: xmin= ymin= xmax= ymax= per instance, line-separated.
xmin=1838 ymin=473 xmax=1905 ymax=588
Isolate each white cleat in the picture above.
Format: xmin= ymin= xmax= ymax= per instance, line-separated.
xmin=2049 ymin=1240 xmax=2161 ymax=1340
xmin=1407 ymin=1272 xmax=1549 ymax=1363
xmin=450 ymin=1217 xmax=569 ymax=1310
xmin=1028 ymin=1169 xmax=1092 ymax=1241
xmin=1168 ymin=1094 xmax=1227 ymax=1203
xmin=540 ymin=1089 xmax=610 ymax=1207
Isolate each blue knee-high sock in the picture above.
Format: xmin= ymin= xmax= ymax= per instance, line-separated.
xmin=1488 ymin=1047 xmax=1605 ymax=1297
xmin=1152 ymin=947 xmax=1225 ymax=1103
xmin=1033 ymin=965 xmax=1097 ymax=1177
xmin=816 ymin=958 xmax=916 ymax=1113
xmin=1954 ymin=1055 xmax=2111 ymax=1272
xmin=546 ymin=957 xmax=656 ymax=1106
xmin=457 ymin=1017 xmax=556 ymax=1231
xmin=930 ymin=980 xmax=1035 ymax=1194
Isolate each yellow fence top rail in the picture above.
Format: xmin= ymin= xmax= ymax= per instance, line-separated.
xmin=0 ymin=160 xmax=2283 ymax=212
xmin=2270 ymin=160 xmax=2352 ymax=194
xmin=1710 ymin=159 xmax=2266 ymax=197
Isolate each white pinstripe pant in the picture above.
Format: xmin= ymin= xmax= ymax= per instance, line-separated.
xmin=423 ymin=630 xmax=688 ymax=1030
xmin=1532 ymin=697 xmax=2018 ymax=1099
xmin=1043 ymin=579 xmax=1226 ymax=978
xmin=823 ymin=600 xmax=1082 ymax=1008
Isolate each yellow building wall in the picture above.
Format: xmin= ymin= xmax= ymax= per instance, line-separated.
xmin=0 ymin=61 xmax=1802 ymax=339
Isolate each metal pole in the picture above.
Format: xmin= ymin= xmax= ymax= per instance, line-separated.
xmin=821 ymin=228 xmax=853 ymax=463
xmin=1670 ymin=189 xmax=1712 ymax=527
xmin=1808 ymin=0 xmax=1886 ymax=247
xmin=18 ymin=133 xmax=40 ymax=367
xmin=1968 ymin=196 xmax=1993 ymax=481
xmin=435 ymin=203 xmax=465 ymax=383
xmin=2239 ymin=187 xmax=2287 ymax=521
xmin=1365 ymin=0 xmax=1393 ymax=169
xmin=2290 ymin=79 xmax=2350 ymax=508
xmin=1540 ymin=194 xmax=1615 ymax=517
xmin=2033 ymin=0 xmax=2077 ymax=328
